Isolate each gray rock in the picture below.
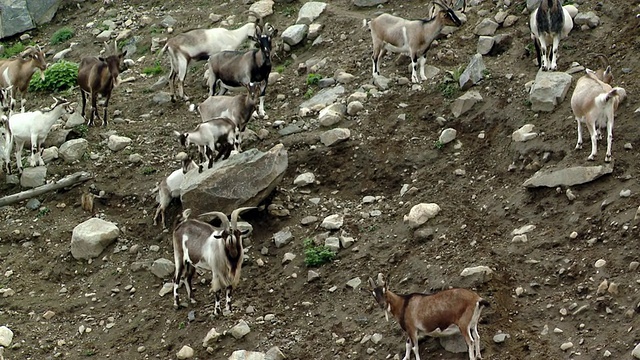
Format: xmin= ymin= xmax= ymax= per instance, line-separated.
xmin=307 ymin=23 xmax=324 ymax=40
xmin=229 ymin=350 xmax=265 ymax=360
xmin=301 ymin=216 xmax=318 ymax=225
xmin=317 ymin=78 xmax=336 ymax=88
xmin=493 ymin=333 xmax=510 ymax=343
xmin=59 ymin=138 xmax=88 ymax=162
xmin=65 ymin=112 xmax=85 ymax=128
xmin=308 ymin=270 xmax=320 ymax=282
xmin=404 ymin=203 xmax=440 ymax=228
xmin=477 ymin=36 xmax=494 ymax=55
xmin=373 ymin=74 xmax=390 ymax=90
xmin=451 ymin=90 xmax=483 ymax=118
xmin=151 ymin=76 xmax=169 ymax=91
xmin=460 ymin=265 xmax=493 ymax=276
xmin=523 ymin=164 xmax=614 ymax=188
xmin=20 ymin=166 xmax=46 ymax=188
xmin=0 ymin=0 xmax=53 ymax=39
xmin=299 ymin=86 xmax=344 ymax=109
xmin=152 ymin=92 xmax=172 ymax=104
xmin=321 ymin=214 xmax=343 ymax=230
xmin=44 ymin=128 xmax=71 ymax=147
xmin=96 ymin=30 xmax=113 ymax=40
xmin=632 ymin=343 xmax=640 ymax=359
xmin=335 ymin=71 xmax=355 ymax=84
xmin=422 ymin=65 xmax=441 ymax=80
xmin=107 ymin=135 xmax=132 ymax=151
xmin=249 ymin=0 xmax=275 ymax=19
xmin=202 ymin=327 xmax=221 ymax=348
xmin=574 ymin=12 xmax=600 ymax=28
xmin=71 ymin=218 xmax=120 ymax=260
xmin=503 ymin=15 xmax=519 ymax=27
xmin=526 ymin=0 xmax=541 ymax=12
xmin=25 ymin=198 xmax=40 ymax=210
xmin=320 ymin=128 xmax=350 ymax=146
xmin=439 ymin=335 xmax=468 ymax=353
xmin=0 ymin=325 xmax=13 ymax=347
xmin=529 ymin=71 xmax=572 ymax=112
xmin=348 ymin=91 xmax=367 ymax=103
xmin=294 ymin=172 xmax=315 ymax=186
xmin=346 ymin=277 xmax=361 ymax=289
xmin=282 ymin=24 xmax=308 ymax=46
xmin=297 ymin=2 xmax=327 ymax=24
xmin=439 ymin=128 xmax=457 ymax=144
xmin=278 ymin=124 xmax=302 ymax=136
xmin=319 ymin=103 xmax=346 ymax=127
xmin=229 ymin=320 xmax=251 ymax=339
xmin=339 ymin=235 xmax=355 ymax=248
xmin=181 ymin=144 xmax=287 ymax=215
xmin=176 ymin=345 xmax=194 ymax=359
xmin=265 ymin=346 xmax=286 ymax=360
xmin=273 ymin=227 xmax=293 ymax=248
xmin=494 ymin=10 xmax=509 ymax=24
xmin=347 ymin=101 xmax=364 ymax=116
xmin=129 ymin=153 xmax=143 ymax=163
xmin=474 ymin=18 xmax=499 ymax=36
xmin=459 ymin=54 xmax=486 ymax=90
xmin=150 ymin=258 xmax=175 ymax=279
xmin=352 ymin=0 xmax=387 ymax=7
xmin=324 ymin=237 xmax=340 ymax=252
xmin=161 ymin=15 xmax=177 ymax=28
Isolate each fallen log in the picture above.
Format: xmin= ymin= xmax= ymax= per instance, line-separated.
xmin=0 ymin=171 xmax=93 ymax=207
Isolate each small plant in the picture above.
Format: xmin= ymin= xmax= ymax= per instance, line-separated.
xmin=482 ymin=69 xmax=491 ymax=77
xmin=142 ymin=167 xmax=157 ymax=175
xmin=0 ymin=42 xmax=26 ymax=59
xmin=142 ymin=61 xmax=163 ymax=75
xmin=29 ymin=60 xmax=79 ymax=92
xmin=149 ymin=25 xmax=161 ymax=34
xmin=450 ymin=66 xmax=464 ymax=82
xmin=51 ymin=27 xmax=74 ymax=45
xmin=434 ymin=140 xmax=444 ymax=150
xmin=178 ymin=322 xmax=186 ymax=330
xmin=84 ymin=349 xmax=96 ymax=357
xmin=281 ymin=7 xmax=295 ymax=17
xmin=74 ymin=124 xmax=89 ymax=137
xmin=306 ymin=73 xmax=322 ymax=86
xmin=525 ymin=42 xmax=535 ymax=55
xmin=303 ymin=88 xmax=314 ymax=99
xmin=436 ymin=82 xmax=458 ymax=99
xmin=36 ymin=207 xmax=51 ymax=218
xmin=275 ymin=65 xmax=285 ymax=74
xmin=303 ymin=238 xmax=335 ymax=267
xmin=283 ymin=59 xmax=292 ymax=68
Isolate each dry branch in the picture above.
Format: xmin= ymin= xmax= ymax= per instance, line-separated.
xmin=0 ymin=171 xmax=92 ymax=207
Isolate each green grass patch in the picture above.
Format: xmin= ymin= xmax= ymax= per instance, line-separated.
xmin=436 ymin=82 xmax=458 ymax=99
xmin=142 ymin=61 xmax=163 ymax=75
xmin=306 ymin=73 xmax=322 ymax=86
xmin=29 ymin=60 xmax=79 ymax=93
xmin=303 ymin=88 xmax=314 ymax=99
xmin=142 ymin=167 xmax=157 ymax=175
xmin=51 ymin=27 xmax=74 ymax=45
xmin=0 ymin=42 xmax=26 ymax=59
xmin=303 ymin=238 xmax=335 ymax=267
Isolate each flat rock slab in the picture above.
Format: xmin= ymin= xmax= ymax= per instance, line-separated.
xmin=71 ymin=218 xmax=120 ymax=260
xmin=299 ymin=86 xmax=345 ymax=109
xmin=529 ymin=71 xmax=572 ymax=112
xmin=523 ymin=164 xmax=614 ymax=188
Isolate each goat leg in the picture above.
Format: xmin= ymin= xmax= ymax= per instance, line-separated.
xmin=410 ymin=54 xmax=420 ymax=83
xmin=213 ymin=289 xmax=222 ymax=315
xmin=575 ymin=118 xmax=584 ymax=150
xmin=185 ymin=264 xmax=196 ymax=304
xmin=605 ymin=113 xmax=614 ymax=162
xmin=102 ymin=94 xmax=110 ymax=126
xmin=402 ymin=338 xmax=412 ymax=360
xmin=225 ymin=285 xmax=233 ymax=312
xmin=173 ymin=263 xmax=185 ymax=309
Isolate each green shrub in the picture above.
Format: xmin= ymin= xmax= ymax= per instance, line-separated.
xmin=303 ymin=88 xmax=314 ymax=99
xmin=275 ymin=65 xmax=285 ymax=74
xmin=29 ymin=60 xmax=79 ymax=92
xmin=436 ymin=82 xmax=458 ymax=99
xmin=303 ymin=238 xmax=335 ymax=267
xmin=51 ymin=27 xmax=74 ymax=45
xmin=142 ymin=61 xmax=163 ymax=75
xmin=0 ymin=42 xmax=26 ymax=59
xmin=306 ymin=73 xmax=322 ymax=86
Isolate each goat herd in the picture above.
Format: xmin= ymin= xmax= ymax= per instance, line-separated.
xmin=0 ymin=0 xmax=630 ymax=359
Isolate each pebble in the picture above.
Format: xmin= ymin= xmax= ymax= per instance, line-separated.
xmin=569 ymin=231 xmax=578 ymax=239
xmin=346 ymin=277 xmax=361 ymax=289
xmin=595 ymin=259 xmax=606 ymax=268
xmin=560 ymin=342 xmax=573 ymax=351
xmin=630 ymin=261 xmax=639 ymax=272
xmin=493 ymin=333 xmax=510 ymax=343
xmin=43 ymin=310 xmax=55 ymax=320
xmin=137 ymin=346 xmax=146 ymax=353
xmin=176 ymin=345 xmax=194 ymax=359
xmin=371 ymin=333 xmax=382 ymax=344
xmin=632 ymin=343 xmax=640 ymax=358
xmin=0 ymin=326 xmax=13 ymax=347
xmin=515 ymin=287 xmax=524 ymax=296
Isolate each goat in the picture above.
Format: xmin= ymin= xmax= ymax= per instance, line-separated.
xmin=174 ymin=117 xmax=239 ymax=173
xmin=368 ymin=1 xmax=463 ymax=83
xmin=172 ymin=207 xmax=254 ymax=312
xmin=153 ymin=154 xmax=199 ymax=229
xmin=0 ymin=45 xmax=47 ymax=113
xmin=591 ymin=53 xmax=613 ymax=84
xmin=77 ymin=41 xmax=125 ymax=127
xmin=206 ymin=23 xmax=278 ymax=117
xmin=197 ymin=82 xmax=263 ymax=152
xmin=529 ymin=0 xmax=573 ymax=71
xmin=571 ymin=68 xmax=626 ymax=162
xmin=161 ymin=12 xmax=262 ymax=102
xmin=4 ymin=97 xmax=72 ymax=174
xmin=369 ymin=274 xmax=489 ymax=360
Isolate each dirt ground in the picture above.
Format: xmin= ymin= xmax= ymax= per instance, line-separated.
xmin=1 ymin=0 xmax=640 ymax=359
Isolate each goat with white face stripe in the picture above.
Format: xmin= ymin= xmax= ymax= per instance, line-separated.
xmin=529 ymin=0 xmax=573 ymax=71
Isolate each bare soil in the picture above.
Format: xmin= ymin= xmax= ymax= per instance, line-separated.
xmin=1 ymin=0 xmax=640 ymax=359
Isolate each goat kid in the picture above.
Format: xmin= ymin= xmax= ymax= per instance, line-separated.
xmin=369 ymin=274 xmax=489 ymax=360
xmin=162 ymin=12 xmax=262 ymax=102
xmin=530 ymin=0 xmax=573 ymax=71
xmin=0 ymin=45 xmax=47 ymax=113
xmin=174 ymin=117 xmax=239 ymax=173
xmin=368 ymin=1 xmax=463 ymax=83
xmin=571 ymin=68 xmax=626 ymax=162
xmin=153 ymin=154 xmax=199 ymax=229
xmin=78 ymin=41 xmax=125 ymax=127
xmin=206 ymin=23 xmax=278 ymax=117
xmin=198 ymin=82 xmax=263 ymax=152
xmin=172 ymin=207 xmax=254 ymax=313
xmin=4 ymin=97 xmax=72 ymax=174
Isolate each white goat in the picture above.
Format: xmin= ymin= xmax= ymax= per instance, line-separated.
xmin=174 ymin=117 xmax=239 ymax=173
xmin=571 ymin=68 xmax=626 ymax=162
xmin=161 ymin=13 xmax=261 ymax=102
xmin=529 ymin=0 xmax=573 ymax=71
xmin=4 ymin=97 xmax=72 ymax=174
xmin=153 ymin=154 xmax=199 ymax=229
xmin=0 ymin=45 xmax=47 ymax=112
xmin=368 ymin=1 xmax=463 ymax=83
xmin=198 ymin=82 xmax=262 ymax=152
xmin=369 ymin=274 xmax=489 ymax=360
xmin=172 ymin=207 xmax=254 ymax=312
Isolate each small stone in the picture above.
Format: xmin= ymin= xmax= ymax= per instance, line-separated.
xmin=608 ymin=282 xmax=619 ymax=295
xmin=569 ymin=231 xmax=578 ymax=239
xmin=632 ymin=343 xmax=640 ymax=359
xmin=176 ymin=345 xmax=194 ymax=359
xmin=294 ymin=172 xmax=315 ymax=186
xmin=620 ymin=189 xmax=631 ymax=198
xmin=371 ymin=333 xmax=383 ymax=344
xmin=560 ymin=342 xmax=573 ymax=351
xmin=137 ymin=346 xmax=146 ymax=353
xmin=346 ymin=277 xmax=361 ymax=289
xmin=159 ymin=283 xmax=173 ymax=297
xmin=43 ymin=310 xmax=56 ymax=320
xmin=282 ymin=253 xmax=296 ymax=264
xmin=493 ymin=333 xmax=510 ymax=343
xmin=595 ymin=259 xmax=606 ymax=268
xmin=630 ymin=261 xmax=639 ymax=272
xmin=515 ymin=287 xmax=524 ymax=297
xmin=0 ymin=326 xmax=13 ymax=347
xmin=229 ymin=320 xmax=250 ymax=339
xmin=308 ymin=270 xmax=320 ymax=282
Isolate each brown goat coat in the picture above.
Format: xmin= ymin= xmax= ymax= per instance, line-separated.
xmin=0 ymin=47 xmax=47 ymax=106
xmin=77 ymin=53 xmax=124 ymax=126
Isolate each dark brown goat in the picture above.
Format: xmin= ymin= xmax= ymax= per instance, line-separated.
xmin=77 ymin=41 xmax=124 ymax=126
xmin=0 ymin=45 xmax=47 ymax=112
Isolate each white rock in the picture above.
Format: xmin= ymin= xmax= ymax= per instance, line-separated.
xmin=159 ymin=282 xmax=173 ymax=297
xmin=294 ymin=172 xmax=315 ymax=186
xmin=229 ymin=350 xmax=266 ymax=360
xmin=347 ymin=101 xmax=364 ymax=115
xmin=273 ymin=227 xmax=294 ymax=248
xmin=346 ymin=277 xmax=361 ymax=289
xmin=282 ymin=252 xmax=296 ymax=264
xmin=71 ymin=218 xmax=120 ymax=260
xmin=512 ymin=124 xmax=538 ymax=142
xmin=460 ymin=266 xmax=493 ymax=277
xmin=595 ymin=259 xmax=606 ymax=268
xmin=439 ymin=128 xmax=457 ymax=144
xmin=560 ymin=342 xmax=573 ymax=351
xmin=202 ymin=327 xmax=221 ymax=347
xmin=108 ymin=135 xmax=132 ymax=151
xmin=0 ymin=326 xmax=14 ymax=347
xmin=511 ymin=224 xmax=536 ymax=235
xmin=321 ymin=214 xmax=344 ymax=230
xmin=229 ymin=320 xmax=251 ymax=339
xmin=59 ymin=138 xmax=89 ymax=162
xmin=176 ymin=345 xmax=194 ymax=359
xmin=632 ymin=343 xmax=640 ymax=359
xmin=371 ymin=333 xmax=383 ymax=344
xmin=296 ymin=1 xmax=327 ymax=24
xmin=320 ymin=128 xmax=350 ymax=146
xmin=403 ymin=203 xmax=440 ymax=228
xmin=249 ymin=0 xmax=274 ymax=19
xmin=493 ymin=333 xmax=510 ymax=343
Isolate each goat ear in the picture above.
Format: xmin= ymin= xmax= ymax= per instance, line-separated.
xmin=173 ymin=130 xmax=182 ymax=137
xmin=368 ymin=277 xmax=377 ymax=290
xmin=604 ymin=66 xmax=612 ymax=75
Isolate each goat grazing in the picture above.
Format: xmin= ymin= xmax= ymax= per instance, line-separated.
xmin=172 ymin=207 xmax=254 ymax=312
xmin=174 ymin=117 xmax=239 ymax=172
xmin=4 ymin=97 xmax=72 ymax=173
xmin=0 ymin=45 xmax=47 ymax=112
xmin=206 ymin=23 xmax=278 ymax=117
xmin=77 ymin=41 xmax=125 ymax=127
xmin=571 ymin=68 xmax=626 ymax=162
xmin=161 ymin=12 xmax=262 ymax=102
xmin=198 ymin=82 xmax=262 ymax=152
xmin=369 ymin=274 xmax=489 ymax=360
xmin=368 ymin=1 xmax=463 ymax=83
xmin=529 ymin=0 xmax=573 ymax=71
xmin=153 ymin=154 xmax=199 ymax=229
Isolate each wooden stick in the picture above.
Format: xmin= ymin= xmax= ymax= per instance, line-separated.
xmin=0 ymin=171 xmax=92 ymax=207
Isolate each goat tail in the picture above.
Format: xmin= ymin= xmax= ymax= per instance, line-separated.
xmin=595 ymin=87 xmax=626 ymax=107
xmin=362 ymin=18 xmax=370 ymax=30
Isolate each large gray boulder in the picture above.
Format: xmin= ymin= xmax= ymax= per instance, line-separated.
xmin=523 ymin=164 xmax=614 ymax=188
xmin=451 ymin=90 xmax=483 ymax=118
xmin=181 ymin=144 xmax=288 ymax=215
xmin=529 ymin=71 xmax=572 ymax=112
xmin=71 ymin=218 xmax=120 ymax=260
xmin=352 ymin=0 xmax=388 ymax=6
xmin=297 ymin=2 xmax=327 ymax=25
xmin=20 ymin=166 xmax=46 ymax=188
xmin=459 ymin=54 xmax=486 ymax=90
xmin=59 ymin=138 xmax=88 ymax=162
xmin=281 ymin=24 xmax=308 ymax=46
xmin=299 ymin=85 xmax=345 ymax=109
xmin=0 ymin=0 xmax=61 ymax=39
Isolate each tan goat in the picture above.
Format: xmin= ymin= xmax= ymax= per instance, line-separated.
xmin=0 ymin=45 xmax=47 ymax=112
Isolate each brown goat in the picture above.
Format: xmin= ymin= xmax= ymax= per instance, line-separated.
xmin=77 ymin=41 xmax=124 ymax=126
xmin=0 ymin=45 xmax=47 ymax=112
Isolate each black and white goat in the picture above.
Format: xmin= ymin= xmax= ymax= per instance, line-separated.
xmin=206 ymin=23 xmax=277 ymax=117
xmin=368 ymin=1 xmax=463 ymax=83
xmin=153 ymin=153 xmax=199 ymax=229
xmin=529 ymin=0 xmax=573 ymax=71
xmin=172 ymin=207 xmax=254 ymax=313
xmin=571 ymin=67 xmax=626 ymax=162
xmin=174 ymin=117 xmax=239 ymax=173
xmin=369 ymin=274 xmax=489 ymax=360
xmin=77 ymin=41 xmax=125 ymax=126
xmin=161 ymin=13 xmax=262 ymax=102
xmin=198 ymin=82 xmax=262 ymax=152
xmin=4 ymin=97 xmax=72 ymax=173
xmin=0 ymin=45 xmax=48 ymax=113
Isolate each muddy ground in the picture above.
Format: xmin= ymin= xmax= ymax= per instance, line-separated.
xmin=1 ymin=0 xmax=640 ymax=359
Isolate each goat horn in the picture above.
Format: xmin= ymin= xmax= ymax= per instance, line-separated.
xmin=592 ymin=53 xmax=609 ymax=68
xmin=246 ymin=10 xmax=263 ymax=27
xmin=377 ymin=273 xmax=385 ymax=286
xmin=198 ymin=211 xmax=230 ymax=230
xmin=230 ymin=207 xmax=255 ymax=231
xmin=181 ymin=209 xmax=192 ymax=221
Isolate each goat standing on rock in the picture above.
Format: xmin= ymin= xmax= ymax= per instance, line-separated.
xmin=174 ymin=117 xmax=239 ymax=173
xmin=368 ymin=1 xmax=464 ymax=83
xmin=529 ymin=0 xmax=573 ymax=71
xmin=0 ymin=45 xmax=48 ymax=113
xmin=368 ymin=274 xmax=489 ymax=360
xmin=78 ymin=41 xmax=125 ymax=127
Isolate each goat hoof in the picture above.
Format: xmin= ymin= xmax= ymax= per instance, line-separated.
xmin=587 ymin=155 xmax=595 ymax=161
xmin=605 ymin=156 xmax=612 ymax=163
